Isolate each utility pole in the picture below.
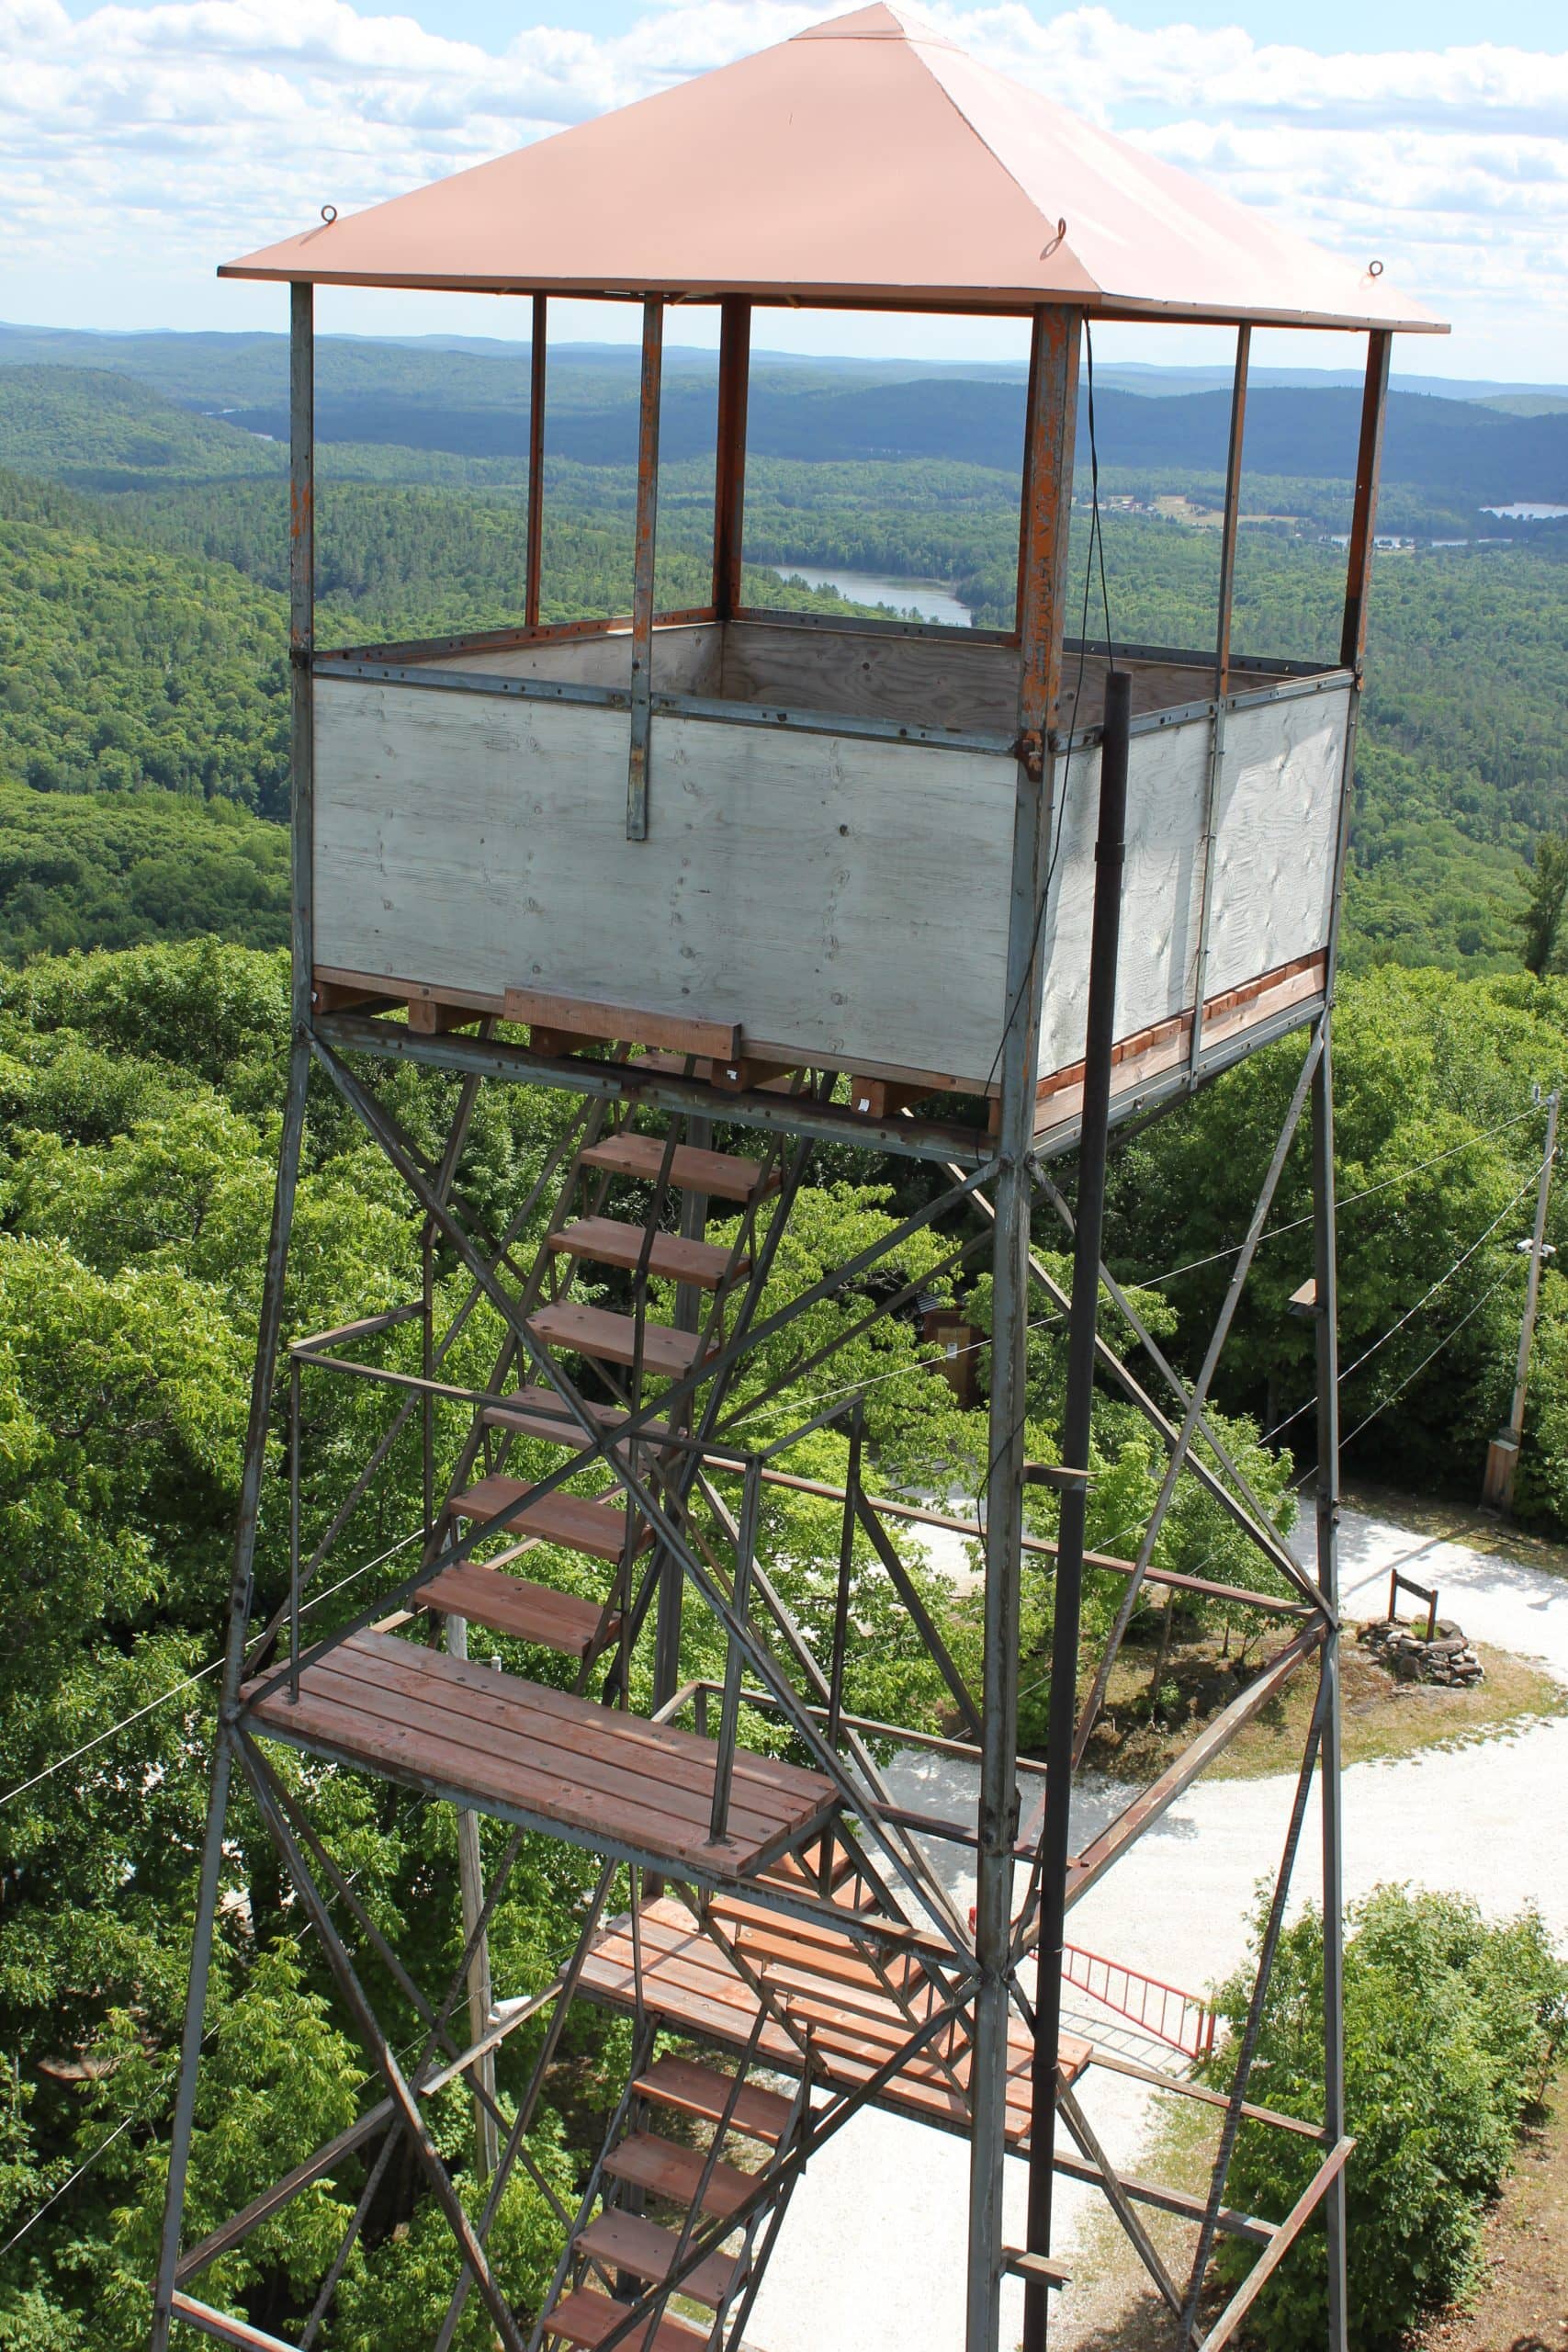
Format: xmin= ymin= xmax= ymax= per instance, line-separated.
xmin=1483 ymin=1087 xmax=1560 ymax=1511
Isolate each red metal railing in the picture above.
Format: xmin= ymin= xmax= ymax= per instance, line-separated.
xmin=966 ymin=1905 xmax=1219 ymax=2064
xmin=1061 ymin=1943 xmax=1216 ymax=2061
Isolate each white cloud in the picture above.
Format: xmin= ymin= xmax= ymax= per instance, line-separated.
xmin=0 ymin=0 xmax=1563 ymax=376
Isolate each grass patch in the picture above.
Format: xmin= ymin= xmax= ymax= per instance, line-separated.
xmin=1078 ymin=1627 xmax=1565 ymax=1783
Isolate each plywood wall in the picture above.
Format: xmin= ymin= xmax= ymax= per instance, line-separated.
xmin=313 ymin=669 xmax=1347 ymax=1092
xmin=313 ymin=678 xmax=1016 ymax=1082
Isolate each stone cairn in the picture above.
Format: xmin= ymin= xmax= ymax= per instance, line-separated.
xmin=1358 ymin=1616 xmax=1484 ymax=1688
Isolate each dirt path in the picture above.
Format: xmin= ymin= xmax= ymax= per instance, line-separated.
xmin=748 ymin=1506 xmax=1568 ymax=2352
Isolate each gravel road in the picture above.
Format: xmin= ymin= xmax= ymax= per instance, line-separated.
xmin=749 ymin=1507 xmax=1568 ymax=2352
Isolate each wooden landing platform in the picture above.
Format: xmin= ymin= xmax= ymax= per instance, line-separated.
xmin=241 ymin=1632 xmax=837 ymax=1881
xmin=579 ymin=1895 xmax=1090 ymax=2147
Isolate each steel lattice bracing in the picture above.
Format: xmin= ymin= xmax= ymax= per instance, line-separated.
xmin=148 ymin=1012 xmax=1352 ymax=2352
xmin=148 ymin=278 xmax=1393 ymax=2352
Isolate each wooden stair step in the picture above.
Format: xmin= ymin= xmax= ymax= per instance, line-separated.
xmin=480 ymin=1389 xmax=674 ymax=1450
xmin=582 ymin=1132 xmax=777 ymax=1204
xmin=528 ymin=1301 xmax=713 ymax=1378
xmin=415 ymin=1564 xmax=618 ymax=1660
xmin=1003 ymin=2246 xmax=1072 ymax=2290
xmin=543 ymin=2287 xmax=710 ymax=2352
xmin=758 ymin=1839 xmax=859 ymax=1897
xmin=451 ymin=1476 xmax=650 ymax=1565
xmin=548 ymin=1216 xmax=746 ymax=1292
xmin=575 ymin=2210 xmax=737 ymax=2310
xmin=603 ymin=2132 xmax=755 ymax=2222
xmin=634 ymin=2056 xmax=794 ymax=2147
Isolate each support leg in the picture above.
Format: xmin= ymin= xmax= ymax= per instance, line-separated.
xmin=968 ymin=302 xmax=1081 ymax=2352
xmin=151 ymin=1034 xmax=312 ymax=2349
xmin=1312 ymin=1023 xmax=1349 ymax=2352
xmin=1024 ymin=670 xmax=1130 ymax=2352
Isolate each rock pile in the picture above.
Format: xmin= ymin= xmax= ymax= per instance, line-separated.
xmin=1358 ymin=1617 xmax=1484 ymax=1688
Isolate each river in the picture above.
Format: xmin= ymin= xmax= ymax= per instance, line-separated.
xmin=772 ymin=564 xmax=972 ymax=627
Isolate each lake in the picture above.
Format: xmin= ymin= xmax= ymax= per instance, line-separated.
xmin=1483 ymin=503 xmax=1568 ymax=520
xmin=772 ymin=566 xmax=972 ymax=627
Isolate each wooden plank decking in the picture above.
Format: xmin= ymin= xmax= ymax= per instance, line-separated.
xmin=580 ymin=1895 xmax=1090 ymax=2147
xmin=241 ymin=1632 xmax=836 ymax=1880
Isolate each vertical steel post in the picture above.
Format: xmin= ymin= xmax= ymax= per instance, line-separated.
xmin=448 ymin=1608 xmax=501 ymax=2181
xmin=967 ymin=305 xmax=1080 ymax=2352
xmin=1483 ymin=1087 xmax=1559 ymax=1510
xmin=653 ymin=1120 xmax=711 ymax=1718
xmin=1188 ymin=323 xmax=1250 ymax=1077
xmin=626 ymin=295 xmax=663 ymax=840
xmin=1022 ymin=669 xmax=1130 ymax=2352
xmin=709 ymin=1458 xmax=761 ymax=1845
xmin=1312 ymin=1021 xmax=1348 ymax=2352
xmin=712 ymin=296 xmax=751 ymax=622
xmin=151 ymin=278 xmax=318 ymax=2351
xmin=525 ymin=292 xmax=547 ymax=631
xmin=1339 ymin=332 xmax=1393 ymax=679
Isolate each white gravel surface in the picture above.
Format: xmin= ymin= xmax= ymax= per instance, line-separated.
xmin=748 ymin=1507 xmax=1568 ymax=2352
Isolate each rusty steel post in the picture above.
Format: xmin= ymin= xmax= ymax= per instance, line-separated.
xmin=1022 ymin=668 xmax=1129 ymax=2352
xmin=1312 ymin=1021 xmax=1348 ymax=2352
xmin=626 ymin=295 xmax=663 ymax=839
xmin=713 ymin=295 xmax=751 ymax=621
xmin=152 ymin=280 xmax=318 ymax=2352
xmin=525 ymin=291 xmax=547 ymax=630
xmin=967 ymin=304 xmax=1080 ymax=2352
xmin=1188 ymin=322 xmax=1250 ymax=1077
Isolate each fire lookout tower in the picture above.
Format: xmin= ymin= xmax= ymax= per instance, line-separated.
xmin=152 ymin=12 xmax=1442 ymax=2352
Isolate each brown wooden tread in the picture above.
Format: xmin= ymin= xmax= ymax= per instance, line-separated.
xmin=633 ymin=2055 xmax=794 ymax=2147
xmin=547 ymin=1216 xmax=746 ymax=1292
xmin=575 ymin=2208 xmax=737 ymax=2309
xmin=580 ymin=1896 xmax=1091 ymax=2146
xmin=450 ymin=1476 xmax=650 ymax=1565
xmin=544 ymin=2285 xmax=709 ymax=2352
xmin=528 ymin=1300 xmax=714 ymax=1378
xmin=581 ymin=1132 xmax=777 ymax=1203
xmin=241 ymin=1632 xmax=836 ymax=1880
xmin=415 ymin=1563 xmax=618 ymax=1659
xmin=480 ymin=1389 xmax=673 ymax=1450
xmin=602 ymin=2131 xmax=755 ymax=2222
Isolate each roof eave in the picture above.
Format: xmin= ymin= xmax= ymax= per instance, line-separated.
xmin=213 ymin=263 xmax=1447 ymax=334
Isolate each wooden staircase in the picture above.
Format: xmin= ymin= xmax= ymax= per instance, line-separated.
xmin=538 ymin=2043 xmax=805 ymax=2352
xmin=420 ymin=1107 xmax=773 ymax=1669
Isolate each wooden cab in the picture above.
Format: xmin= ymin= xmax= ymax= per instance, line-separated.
xmin=311 ymin=608 xmax=1348 ymax=1131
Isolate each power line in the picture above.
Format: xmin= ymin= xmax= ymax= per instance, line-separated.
xmin=1142 ymin=1104 xmax=1545 ymax=1291
xmin=0 ymin=1530 xmax=423 ymax=1814
xmin=1261 ymin=1165 xmax=1542 ymax=1449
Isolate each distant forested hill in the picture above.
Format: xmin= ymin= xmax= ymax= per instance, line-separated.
xmin=1 ymin=334 xmax=1565 ymax=979
xmin=6 ymin=323 xmax=1567 ymax=514
xmin=0 ymin=366 xmax=282 ymax=492
xmin=0 ymin=470 xmax=288 ymax=809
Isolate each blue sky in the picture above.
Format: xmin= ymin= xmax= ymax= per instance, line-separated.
xmin=10 ymin=2 xmax=1568 ymax=380
xmin=56 ymin=0 xmax=1568 ymax=43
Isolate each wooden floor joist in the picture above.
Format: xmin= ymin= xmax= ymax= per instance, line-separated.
xmin=241 ymin=1632 xmax=836 ymax=1880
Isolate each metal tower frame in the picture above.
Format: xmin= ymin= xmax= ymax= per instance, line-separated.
xmin=150 ymin=290 xmax=1391 ymax=2352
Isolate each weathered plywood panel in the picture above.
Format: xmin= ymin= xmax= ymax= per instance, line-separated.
xmin=417 ymin=620 xmax=721 ymax=697
xmin=1036 ymin=714 xmax=1212 ymax=1080
xmin=723 ymin=625 xmax=1258 ymax=739
xmin=314 ymin=680 xmax=1015 ymax=1082
xmin=1204 ymin=686 xmax=1348 ymax=998
xmin=723 ymin=621 xmax=1021 ymax=734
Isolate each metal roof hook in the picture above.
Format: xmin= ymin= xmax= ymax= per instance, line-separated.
xmin=321 ymin=204 xmax=338 ymax=225
xmin=1041 ymin=217 xmax=1067 ymax=260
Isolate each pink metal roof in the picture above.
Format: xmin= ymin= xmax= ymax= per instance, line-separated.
xmin=219 ymin=4 xmax=1442 ymax=334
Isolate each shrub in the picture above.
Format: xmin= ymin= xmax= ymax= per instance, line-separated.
xmin=1202 ymin=1884 xmax=1568 ymax=2348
